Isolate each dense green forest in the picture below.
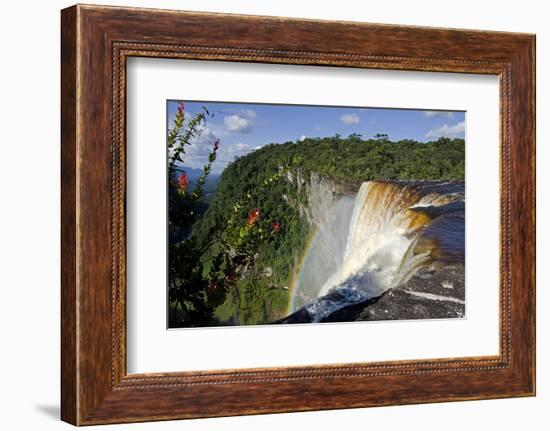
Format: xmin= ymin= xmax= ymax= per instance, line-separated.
xmin=179 ymin=135 xmax=465 ymax=326
xmin=225 ymin=134 xmax=465 ymax=184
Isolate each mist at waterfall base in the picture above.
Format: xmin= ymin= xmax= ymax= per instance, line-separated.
xmin=285 ymin=180 xmax=465 ymax=323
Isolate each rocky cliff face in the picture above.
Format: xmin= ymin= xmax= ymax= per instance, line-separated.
xmin=285 ymin=169 xmax=355 ymax=228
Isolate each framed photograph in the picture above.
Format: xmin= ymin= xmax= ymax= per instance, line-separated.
xmin=61 ymin=4 xmax=535 ymax=425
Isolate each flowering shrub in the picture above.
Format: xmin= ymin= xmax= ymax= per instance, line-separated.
xmin=247 ymin=208 xmax=260 ymax=225
xmin=177 ymin=172 xmax=189 ymax=194
xmin=167 ymin=102 xmax=282 ymax=327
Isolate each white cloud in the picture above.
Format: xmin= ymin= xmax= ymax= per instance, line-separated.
xmin=182 ymin=126 xmax=220 ymax=162
xmin=202 ymin=121 xmax=229 ymax=138
xmin=184 ymin=138 xmax=259 ymax=173
xmin=340 ymin=113 xmax=360 ymax=125
xmin=425 ymin=121 xmax=465 ymax=139
xmin=233 ymin=142 xmax=250 ymax=152
xmin=223 ymin=110 xmax=256 ymax=133
xmin=299 ymin=135 xmax=307 ymax=141
xmin=423 ymin=110 xmax=454 ymax=119
xmin=173 ymin=111 xmax=267 ymax=173
xmin=212 ymin=142 xmax=261 ymax=171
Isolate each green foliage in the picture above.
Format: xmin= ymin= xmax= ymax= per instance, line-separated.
xmin=167 ymin=104 xmax=283 ymax=328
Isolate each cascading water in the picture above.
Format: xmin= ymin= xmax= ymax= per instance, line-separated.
xmin=289 ymin=180 xmax=464 ymax=323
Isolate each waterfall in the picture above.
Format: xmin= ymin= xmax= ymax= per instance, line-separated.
xmin=290 ymin=180 xmax=463 ymax=322
xmin=319 ymin=181 xmax=438 ymax=295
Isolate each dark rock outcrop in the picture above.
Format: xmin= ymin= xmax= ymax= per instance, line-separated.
xmin=357 ymin=264 xmax=465 ymax=321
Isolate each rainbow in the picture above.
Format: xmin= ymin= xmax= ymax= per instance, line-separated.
xmin=285 ymin=227 xmax=321 ymax=316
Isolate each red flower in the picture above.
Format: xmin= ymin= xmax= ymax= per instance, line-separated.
xmin=272 ymin=222 xmax=281 ymax=232
xmin=224 ymin=274 xmax=238 ymax=283
xmin=247 ymin=208 xmax=260 ymax=225
xmin=177 ymin=101 xmax=185 ymax=115
xmin=213 ymin=139 xmax=220 ymax=151
xmin=177 ymin=172 xmax=189 ymax=191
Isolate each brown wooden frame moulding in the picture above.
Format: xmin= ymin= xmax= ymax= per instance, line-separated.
xmin=61 ymin=4 xmax=535 ymax=426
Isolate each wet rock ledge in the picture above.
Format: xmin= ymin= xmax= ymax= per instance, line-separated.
xmin=356 ymin=263 xmax=465 ymax=321
xmin=280 ymin=263 xmax=465 ymax=324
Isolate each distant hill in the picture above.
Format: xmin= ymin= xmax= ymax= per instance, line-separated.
xmin=172 ymin=165 xmax=221 ymax=198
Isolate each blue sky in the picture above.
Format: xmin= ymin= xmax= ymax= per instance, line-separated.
xmin=167 ymin=101 xmax=465 ymax=174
